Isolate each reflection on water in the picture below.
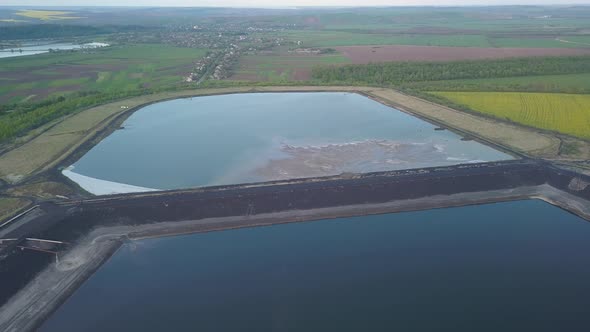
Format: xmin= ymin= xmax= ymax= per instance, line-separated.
xmin=66 ymin=92 xmax=512 ymax=193
xmin=40 ymin=200 xmax=590 ymax=332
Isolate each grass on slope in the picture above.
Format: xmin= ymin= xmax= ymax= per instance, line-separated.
xmin=0 ymin=197 xmax=31 ymax=222
xmin=431 ymin=91 xmax=590 ymax=139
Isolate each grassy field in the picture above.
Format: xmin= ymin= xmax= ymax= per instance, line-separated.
xmin=276 ymin=3 xmax=590 ymax=51
xmin=7 ymin=181 xmax=76 ymax=200
xmin=279 ymin=27 xmax=590 ymax=50
xmin=0 ymin=44 xmax=207 ymax=103
xmin=431 ymin=91 xmax=590 ymax=139
xmin=304 ymin=7 xmax=590 ymax=33
xmin=368 ymin=89 xmax=561 ymax=157
xmin=407 ymin=73 xmax=590 ymax=94
xmin=558 ymin=36 xmax=590 ymax=46
xmin=266 ymin=6 xmax=590 ymax=50
xmin=281 ymin=31 xmax=493 ymax=48
xmin=489 ymin=37 xmax=590 ymax=49
xmin=0 ymin=97 xmax=133 ymax=183
xmin=0 ymin=197 xmax=31 ymax=222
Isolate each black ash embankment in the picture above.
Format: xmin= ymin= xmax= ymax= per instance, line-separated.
xmin=544 ymin=163 xmax=590 ymax=200
xmin=1 ymin=159 xmax=588 ymax=308
xmin=43 ymin=160 xmax=547 ymax=242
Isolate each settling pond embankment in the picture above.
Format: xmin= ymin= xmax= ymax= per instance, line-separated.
xmin=0 ymin=159 xmax=589 ymax=332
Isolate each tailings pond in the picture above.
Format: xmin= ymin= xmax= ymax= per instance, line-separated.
xmin=40 ymin=200 xmax=590 ymax=331
xmin=63 ymin=92 xmax=512 ymax=195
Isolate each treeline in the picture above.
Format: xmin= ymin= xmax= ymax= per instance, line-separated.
xmin=0 ymin=88 xmax=158 ymax=143
xmin=311 ymin=56 xmax=590 ymax=85
xmin=0 ymin=79 xmax=351 ymax=143
xmin=0 ymin=24 xmax=154 ymax=41
xmin=404 ymin=80 xmax=590 ymax=94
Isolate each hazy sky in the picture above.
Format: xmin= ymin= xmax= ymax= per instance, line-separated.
xmin=4 ymin=0 xmax=590 ymax=7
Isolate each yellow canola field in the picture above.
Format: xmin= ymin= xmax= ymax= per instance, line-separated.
xmin=15 ymin=10 xmax=83 ymax=21
xmin=432 ymin=91 xmax=590 ymax=140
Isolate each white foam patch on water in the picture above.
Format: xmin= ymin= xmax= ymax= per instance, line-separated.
xmin=62 ymin=167 xmax=158 ymax=195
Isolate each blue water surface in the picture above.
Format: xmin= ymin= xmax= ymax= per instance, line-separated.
xmin=71 ymin=92 xmax=511 ymax=189
xmin=40 ymin=200 xmax=590 ymax=332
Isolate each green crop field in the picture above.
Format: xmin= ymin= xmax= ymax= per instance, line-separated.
xmin=0 ymin=44 xmax=207 ymax=103
xmin=556 ymin=36 xmax=590 ymax=47
xmin=281 ymin=31 xmax=493 ymax=48
xmin=303 ymin=8 xmax=590 ymax=33
xmin=0 ymin=43 xmax=207 ymax=142
xmin=490 ymin=37 xmax=590 ymax=49
xmin=407 ymin=73 xmax=590 ymax=94
xmin=431 ymin=91 xmax=590 ymax=139
xmin=276 ymin=29 xmax=590 ymax=50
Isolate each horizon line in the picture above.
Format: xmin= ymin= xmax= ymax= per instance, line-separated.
xmin=1 ymin=4 xmax=590 ymax=8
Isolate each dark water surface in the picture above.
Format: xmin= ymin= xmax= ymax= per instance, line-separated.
xmin=40 ymin=200 xmax=590 ymax=332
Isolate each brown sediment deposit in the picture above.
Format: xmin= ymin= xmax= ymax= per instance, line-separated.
xmin=335 ymin=45 xmax=590 ymax=63
xmin=254 ymin=140 xmax=479 ymax=180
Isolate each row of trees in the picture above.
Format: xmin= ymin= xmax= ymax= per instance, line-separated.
xmin=0 ymin=88 xmax=155 ymax=143
xmin=311 ymin=56 xmax=590 ymax=85
xmin=410 ymin=82 xmax=590 ymax=94
xmin=0 ymin=77 xmax=378 ymax=144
